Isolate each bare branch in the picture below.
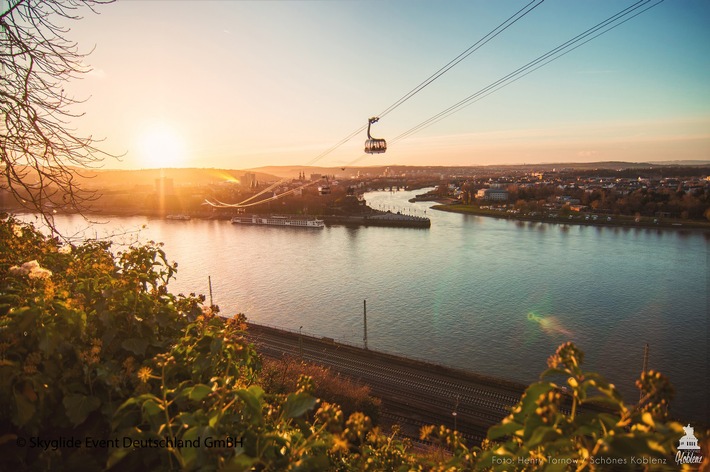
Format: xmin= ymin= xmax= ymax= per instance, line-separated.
xmin=0 ymin=0 xmax=117 ymax=236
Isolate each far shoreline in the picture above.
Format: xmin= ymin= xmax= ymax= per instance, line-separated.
xmin=431 ymin=204 xmax=710 ymax=233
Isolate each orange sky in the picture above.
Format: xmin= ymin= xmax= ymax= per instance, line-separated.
xmin=59 ymin=1 xmax=710 ymax=170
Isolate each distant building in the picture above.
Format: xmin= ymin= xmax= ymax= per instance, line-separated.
xmin=242 ymin=172 xmax=257 ymax=188
xmin=558 ymin=196 xmax=581 ymax=205
xmin=476 ymin=188 xmax=508 ymax=201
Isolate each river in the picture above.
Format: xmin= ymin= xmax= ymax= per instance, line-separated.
xmin=21 ymin=188 xmax=709 ymax=424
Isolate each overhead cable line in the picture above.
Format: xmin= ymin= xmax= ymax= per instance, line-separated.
xmin=314 ymin=0 xmax=544 ymax=157
xmin=391 ymin=0 xmax=663 ymax=144
xmin=205 ymin=1 xmax=543 ymax=209
xmin=341 ymin=0 xmax=663 ymax=169
xmin=377 ymin=0 xmax=544 ymax=120
xmin=223 ymin=126 xmax=367 ymax=208
xmin=204 ymin=179 xmax=321 ymax=209
xmin=407 ymin=0 xmax=667 ymax=137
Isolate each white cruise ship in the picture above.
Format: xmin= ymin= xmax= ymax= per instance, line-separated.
xmin=231 ymin=215 xmax=324 ymax=229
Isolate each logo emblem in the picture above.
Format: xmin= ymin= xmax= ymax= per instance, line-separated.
xmin=676 ymin=424 xmax=703 ymax=465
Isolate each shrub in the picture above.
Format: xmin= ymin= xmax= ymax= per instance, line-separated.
xmin=260 ymin=356 xmax=382 ymax=425
xmin=0 ymin=216 xmax=201 ymax=469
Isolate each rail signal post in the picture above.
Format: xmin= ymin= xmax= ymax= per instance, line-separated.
xmin=363 ymin=300 xmax=368 ymax=350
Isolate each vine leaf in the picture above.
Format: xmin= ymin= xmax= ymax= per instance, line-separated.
xmin=282 ymin=392 xmax=317 ymax=419
xmin=122 ymin=337 xmax=149 ymax=356
xmin=63 ymin=393 xmax=101 ymax=426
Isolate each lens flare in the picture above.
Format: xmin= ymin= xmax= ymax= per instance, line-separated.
xmin=210 ymin=170 xmax=240 ymax=183
xmin=527 ymin=312 xmax=572 ymax=337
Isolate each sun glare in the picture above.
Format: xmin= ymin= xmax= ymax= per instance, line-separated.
xmin=137 ymin=124 xmax=187 ymax=168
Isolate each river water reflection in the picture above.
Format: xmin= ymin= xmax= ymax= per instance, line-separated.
xmin=30 ymin=188 xmax=708 ymax=423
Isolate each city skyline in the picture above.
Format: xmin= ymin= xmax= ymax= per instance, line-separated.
xmin=60 ymin=0 xmax=710 ymax=170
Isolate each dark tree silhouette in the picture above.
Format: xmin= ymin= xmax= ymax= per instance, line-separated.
xmin=1 ymin=0 xmax=115 ymax=233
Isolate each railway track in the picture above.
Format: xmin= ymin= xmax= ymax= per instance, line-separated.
xmin=246 ymin=323 xmax=528 ymax=446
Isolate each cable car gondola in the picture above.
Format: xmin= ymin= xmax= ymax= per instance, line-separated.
xmin=364 ymin=117 xmax=387 ymax=154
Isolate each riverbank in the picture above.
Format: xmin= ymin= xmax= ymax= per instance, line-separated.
xmin=432 ymin=204 xmax=710 ymax=232
xmin=323 ymin=212 xmax=430 ymax=228
xmin=9 ymin=208 xmax=432 ymax=229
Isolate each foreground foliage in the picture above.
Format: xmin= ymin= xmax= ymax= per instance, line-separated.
xmin=1 ymin=216 xmax=706 ymax=471
xmin=260 ymin=356 xmax=382 ymax=425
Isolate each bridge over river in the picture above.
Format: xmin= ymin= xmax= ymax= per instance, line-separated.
xmin=246 ymin=322 xmax=529 ymax=444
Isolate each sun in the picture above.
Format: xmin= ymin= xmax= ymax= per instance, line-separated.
xmin=137 ymin=123 xmax=187 ymax=168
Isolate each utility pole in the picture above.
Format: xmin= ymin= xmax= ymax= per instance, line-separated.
xmin=642 ymin=343 xmax=649 ymax=374
xmin=363 ymin=299 xmax=368 ymax=350
xmin=453 ymin=395 xmax=460 ymax=432
xmin=208 ymin=276 xmax=214 ymax=309
xmin=640 ymin=343 xmax=649 ymax=402
xmin=299 ymin=326 xmax=303 ymax=359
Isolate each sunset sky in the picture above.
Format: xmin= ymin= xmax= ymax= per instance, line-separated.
xmin=60 ymin=0 xmax=710 ymax=170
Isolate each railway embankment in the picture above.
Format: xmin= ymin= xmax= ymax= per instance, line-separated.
xmin=246 ymin=322 xmax=527 ymax=444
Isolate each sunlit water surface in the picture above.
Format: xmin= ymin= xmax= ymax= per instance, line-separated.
xmin=23 ymin=188 xmax=708 ymax=423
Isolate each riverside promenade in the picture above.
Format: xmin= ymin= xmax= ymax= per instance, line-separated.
xmin=245 ymin=322 xmax=528 ymax=444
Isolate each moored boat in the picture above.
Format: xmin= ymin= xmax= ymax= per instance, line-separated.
xmin=231 ymin=215 xmax=324 ymax=229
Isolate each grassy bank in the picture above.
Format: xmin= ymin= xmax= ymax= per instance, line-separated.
xmin=432 ymin=204 xmax=710 ymax=231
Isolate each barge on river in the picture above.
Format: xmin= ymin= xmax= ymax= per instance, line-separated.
xmin=231 ymin=215 xmax=324 ymax=229
xmin=323 ymin=211 xmax=430 ymax=228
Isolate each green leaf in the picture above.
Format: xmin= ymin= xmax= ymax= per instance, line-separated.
xmin=584 ymin=395 xmax=624 ymax=411
xmin=175 ymin=412 xmax=197 ymax=429
xmin=181 ymin=427 xmax=201 ymax=468
xmin=121 ymin=337 xmax=149 ymax=356
xmin=12 ymin=307 xmax=39 ymax=334
xmin=236 ymin=389 xmax=262 ymax=419
xmin=472 ymin=451 xmax=499 ymax=470
xmin=142 ymin=399 xmax=163 ymax=418
xmin=572 ymin=422 xmax=603 ymax=438
xmin=488 ymin=419 xmax=523 ymax=440
xmin=518 ymin=382 xmax=554 ymax=417
xmin=208 ymin=411 xmax=220 ymax=429
xmin=282 ymin=392 xmax=317 ymax=419
xmin=188 ymin=384 xmax=211 ymax=401
xmin=606 ymin=435 xmax=660 ymax=458
xmin=112 ymin=398 xmax=143 ymax=430
xmin=597 ymin=412 xmax=622 ymax=430
xmin=526 ymin=425 xmax=559 ymax=448
xmin=247 ymin=385 xmax=264 ymax=401
xmin=540 ymin=367 xmax=568 ymax=379
xmin=106 ymin=446 xmax=131 ymax=470
xmin=14 ymin=388 xmax=36 ymax=427
xmin=522 ymin=413 xmax=548 ymax=442
xmin=114 ymin=396 xmax=141 ymax=414
xmin=226 ymin=453 xmax=258 ymax=471
xmin=63 ymin=393 xmax=101 ymax=426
